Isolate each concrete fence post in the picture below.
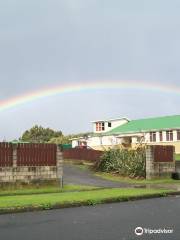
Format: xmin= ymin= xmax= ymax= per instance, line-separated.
xmin=12 ymin=144 xmax=18 ymax=181
xmin=12 ymin=145 xmax=17 ymax=168
xmin=56 ymin=146 xmax=63 ymax=188
xmin=145 ymin=146 xmax=154 ymax=179
xmin=146 ymin=145 xmax=175 ymax=179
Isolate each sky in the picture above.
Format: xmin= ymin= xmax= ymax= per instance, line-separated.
xmin=1 ymin=0 xmax=180 ymax=140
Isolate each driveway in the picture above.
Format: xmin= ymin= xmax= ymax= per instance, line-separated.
xmin=63 ymin=162 xmax=180 ymax=191
xmin=63 ymin=162 xmax=132 ymax=188
xmin=0 ymin=196 xmax=179 ymax=240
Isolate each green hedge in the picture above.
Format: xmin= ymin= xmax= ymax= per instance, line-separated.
xmin=95 ymin=147 xmax=146 ymax=178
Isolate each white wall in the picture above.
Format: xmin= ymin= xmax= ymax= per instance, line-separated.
xmin=86 ymin=136 xmax=121 ymax=147
xmin=93 ymin=118 xmax=128 ymax=133
xmin=72 ymin=136 xmax=121 ymax=148
xmin=72 ymin=140 xmax=78 ymax=148
xmin=110 ymin=119 xmax=128 ymax=129
xmin=131 ymin=137 xmax=137 ymax=144
xmin=144 ymin=130 xmax=180 ymax=143
xmin=173 ymin=130 xmax=177 ymax=141
xmin=87 ymin=137 xmax=101 ymax=146
xmin=144 ymin=133 xmax=150 ymax=142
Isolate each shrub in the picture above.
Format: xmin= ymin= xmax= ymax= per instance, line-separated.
xmin=95 ymin=147 xmax=146 ymax=178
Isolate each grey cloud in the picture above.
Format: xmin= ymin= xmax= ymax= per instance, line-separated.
xmin=0 ymin=0 xmax=180 ymax=139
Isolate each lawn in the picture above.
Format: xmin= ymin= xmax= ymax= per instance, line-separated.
xmin=94 ymin=172 xmax=180 ymax=185
xmin=0 ymin=188 xmax=173 ymax=212
xmin=0 ymin=184 xmax=99 ymax=197
xmin=175 ymin=154 xmax=180 ymax=161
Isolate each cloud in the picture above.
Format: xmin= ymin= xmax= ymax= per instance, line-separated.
xmin=0 ymin=0 xmax=180 ymax=139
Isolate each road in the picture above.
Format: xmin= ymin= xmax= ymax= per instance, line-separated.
xmin=0 ymin=196 xmax=179 ymax=240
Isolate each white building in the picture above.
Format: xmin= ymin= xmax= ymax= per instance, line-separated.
xmin=72 ymin=115 xmax=180 ymax=153
xmin=72 ymin=117 xmax=129 ymax=149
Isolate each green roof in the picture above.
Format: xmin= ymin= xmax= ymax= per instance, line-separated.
xmin=105 ymin=115 xmax=180 ymax=135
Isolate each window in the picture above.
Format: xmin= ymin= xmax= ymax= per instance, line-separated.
xmin=150 ymin=132 xmax=156 ymax=142
xmin=177 ymin=130 xmax=180 ymax=141
xmin=159 ymin=131 xmax=163 ymax=142
xmin=96 ymin=122 xmax=105 ymax=131
xmin=108 ymin=122 xmax=112 ymax=128
xmin=78 ymin=141 xmax=87 ymax=147
xmin=166 ymin=130 xmax=173 ymax=141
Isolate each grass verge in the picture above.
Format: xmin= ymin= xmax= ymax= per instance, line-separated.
xmin=0 ymin=184 xmax=99 ymax=197
xmin=94 ymin=172 xmax=180 ymax=185
xmin=175 ymin=154 xmax=180 ymax=161
xmin=0 ymin=188 xmax=176 ymax=214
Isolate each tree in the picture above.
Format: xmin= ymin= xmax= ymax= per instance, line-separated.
xmin=48 ymin=135 xmax=70 ymax=144
xmin=48 ymin=132 xmax=92 ymax=145
xmin=20 ymin=125 xmax=62 ymax=143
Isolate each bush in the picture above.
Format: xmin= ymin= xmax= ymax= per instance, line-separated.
xmin=95 ymin=147 xmax=146 ymax=178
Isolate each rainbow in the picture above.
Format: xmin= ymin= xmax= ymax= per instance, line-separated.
xmin=0 ymin=80 xmax=180 ymax=112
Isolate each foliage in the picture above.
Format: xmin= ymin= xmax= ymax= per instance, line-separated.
xmin=48 ymin=132 xmax=92 ymax=144
xmin=20 ymin=125 xmax=62 ymax=143
xmin=95 ymin=147 xmax=146 ymax=178
xmin=48 ymin=135 xmax=70 ymax=144
xmin=20 ymin=125 xmax=92 ymax=144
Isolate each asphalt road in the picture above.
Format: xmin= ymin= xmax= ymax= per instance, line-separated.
xmin=0 ymin=196 xmax=179 ymax=240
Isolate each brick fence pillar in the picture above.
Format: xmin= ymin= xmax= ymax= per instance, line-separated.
xmin=56 ymin=146 xmax=63 ymax=187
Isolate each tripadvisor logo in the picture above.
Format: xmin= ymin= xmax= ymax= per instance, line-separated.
xmin=135 ymin=227 xmax=143 ymax=236
xmin=135 ymin=226 xmax=173 ymax=236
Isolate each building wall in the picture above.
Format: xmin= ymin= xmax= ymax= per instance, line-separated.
xmin=87 ymin=134 xmax=180 ymax=153
xmin=90 ymin=145 xmax=113 ymax=151
xmin=72 ymin=129 xmax=180 ymax=153
xmin=126 ymin=130 xmax=180 ymax=153
xmin=109 ymin=119 xmax=129 ymax=130
xmin=72 ymin=140 xmax=78 ymax=148
xmin=87 ymin=136 xmax=122 ymax=148
xmin=143 ymin=130 xmax=180 ymax=153
xmin=93 ymin=119 xmax=128 ymax=133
